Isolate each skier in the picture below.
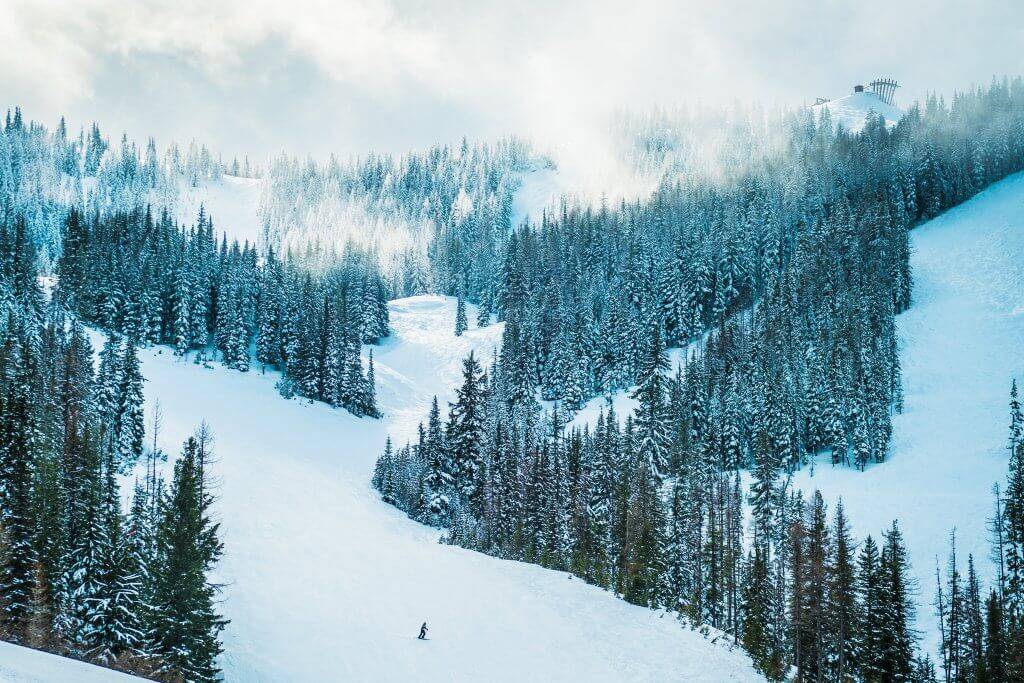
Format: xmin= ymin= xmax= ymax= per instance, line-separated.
xmin=418 ymin=622 xmax=428 ymax=640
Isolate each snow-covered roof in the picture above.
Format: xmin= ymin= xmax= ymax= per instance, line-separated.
xmin=811 ymin=91 xmax=904 ymax=133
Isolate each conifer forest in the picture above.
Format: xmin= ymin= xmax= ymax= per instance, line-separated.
xmin=2 ymin=3 xmax=1024 ymax=681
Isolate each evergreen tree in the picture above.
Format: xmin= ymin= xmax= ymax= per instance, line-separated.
xmin=622 ymin=452 xmax=667 ymax=608
xmin=455 ymin=292 xmax=468 ymax=336
xmin=0 ymin=340 xmax=39 ymax=641
xmin=420 ymin=397 xmax=453 ymax=524
xmin=829 ymin=499 xmax=856 ymax=682
xmin=879 ymin=522 xmax=916 ymax=681
xmin=985 ymin=590 xmax=1006 ymax=683
xmin=85 ymin=466 xmax=143 ymax=665
xmin=447 ymin=353 xmax=486 ymax=517
xmin=854 ymin=534 xmax=884 ymax=681
xmin=149 ymin=435 xmax=227 ymax=682
xmin=742 ymin=545 xmax=782 ymax=679
xmin=631 ymin=326 xmax=670 ymax=482
xmin=113 ymin=341 xmax=145 ymax=472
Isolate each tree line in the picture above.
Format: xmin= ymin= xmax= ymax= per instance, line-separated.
xmin=0 ymin=107 xmax=253 ymax=267
xmin=0 ymin=215 xmax=227 ymax=680
xmin=932 ymin=380 xmax=1024 ymax=682
xmin=455 ymin=81 xmax=1024 ymax=479
xmin=259 ymin=136 xmax=530 ymax=295
xmin=374 ymin=340 xmax=942 ymax=680
xmin=54 ymin=206 xmax=388 ymax=417
xmin=376 ymin=338 xmax=1024 ymax=682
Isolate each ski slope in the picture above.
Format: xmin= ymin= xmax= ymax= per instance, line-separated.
xmin=174 ymin=176 xmax=265 ymax=247
xmin=96 ymin=296 xmax=761 ymax=682
xmin=561 ymin=172 xmax=1024 ymax=658
xmin=811 ymin=91 xmax=903 ymax=133
xmin=511 ymin=158 xmax=568 ymax=229
xmin=0 ymin=642 xmax=145 ymax=682
xmin=793 ymin=172 xmax=1024 ymax=655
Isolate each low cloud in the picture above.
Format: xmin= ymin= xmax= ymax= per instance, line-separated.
xmin=2 ymin=0 xmax=1022 ymax=178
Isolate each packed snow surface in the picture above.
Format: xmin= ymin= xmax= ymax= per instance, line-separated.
xmin=0 ymin=642 xmax=145 ymax=682
xmin=80 ymin=297 xmax=761 ymax=682
xmin=812 ymin=91 xmax=904 ymax=133
xmin=794 ymin=173 xmax=1024 ymax=654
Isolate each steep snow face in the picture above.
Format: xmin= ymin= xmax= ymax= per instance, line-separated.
xmin=113 ymin=296 xmax=761 ymax=682
xmin=812 ymin=91 xmax=903 ymax=133
xmin=0 ymin=641 xmax=146 ymax=682
xmin=793 ymin=172 xmax=1024 ymax=655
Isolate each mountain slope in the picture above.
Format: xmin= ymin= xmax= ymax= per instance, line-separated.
xmin=792 ymin=171 xmax=1024 ymax=654
xmin=0 ymin=642 xmax=146 ymax=682
xmin=118 ymin=296 xmax=761 ymax=682
xmin=173 ymin=175 xmax=265 ymax=246
xmin=812 ymin=91 xmax=903 ymax=132
xmin=556 ymin=170 xmax=1024 ymax=659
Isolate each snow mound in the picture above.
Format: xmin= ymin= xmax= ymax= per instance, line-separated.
xmin=126 ymin=296 xmax=762 ymax=682
xmin=793 ymin=171 xmax=1024 ymax=656
xmin=812 ymin=91 xmax=904 ymax=133
xmin=0 ymin=642 xmax=146 ymax=682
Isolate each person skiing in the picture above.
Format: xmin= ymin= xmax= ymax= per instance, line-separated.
xmin=418 ymin=622 xmax=428 ymax=640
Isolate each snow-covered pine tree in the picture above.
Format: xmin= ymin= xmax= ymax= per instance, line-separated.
xmin=60 ymin=425 xmax=106 ymax=652
xmin=0 ymin=339 xmax=40 ymax=642
xmin=878 ymin=522 xmax=916 ymax=681
xmin=85 ymin=465 xmax=143 ymax=665
xmin=454 ymin=291 xmax=468 ymax=337
xmin=829 ymin=499 xmax=856 ymax=681
xmin=447 ymin=352 xmax=486 ymax=517
xmin=113 ymin=341 xmax=145 ymax=472
xmin=631 ymin=325 xmax=670 ymax=482
xmin=149 ymin=435 xmax=227 ymax=683
xmin=419 ymin=396 xmax=453 ymax=524
xmin=853 ymin=534 xmax=884 ymax=681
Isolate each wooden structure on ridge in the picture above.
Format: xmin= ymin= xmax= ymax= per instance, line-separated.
xmin=869 ymin=78 xmax=899 ymax=106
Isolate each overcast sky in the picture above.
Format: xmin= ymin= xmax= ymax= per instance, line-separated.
xmin=2 ymin=0 xmax=1022 ymax=161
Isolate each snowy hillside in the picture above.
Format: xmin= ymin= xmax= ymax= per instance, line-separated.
xmin=510 ymin=158 xmax=565 ymax=229
xmin=0 ymin=642 xmax=145 ymax=682
xmin=792 ymin=171 xmax=1024 ymax=654
xmin=100 ymin=296 xmax=762 ymax=682
xmin=173 ymin=175 xmax=265 ymax=246
xmin=812 ymin=91 xmax=903 ymax=132
xmin=561 ymin=170 xmax=1024 ymax=658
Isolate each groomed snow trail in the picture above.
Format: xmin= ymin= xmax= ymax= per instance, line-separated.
xmin=130 ymin=296 xmax=761 ymax=682
xmin=792 ymin=172 xmax=1024 ymax=655
xmin=0 ymin=642 xmax=147 ymax=682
